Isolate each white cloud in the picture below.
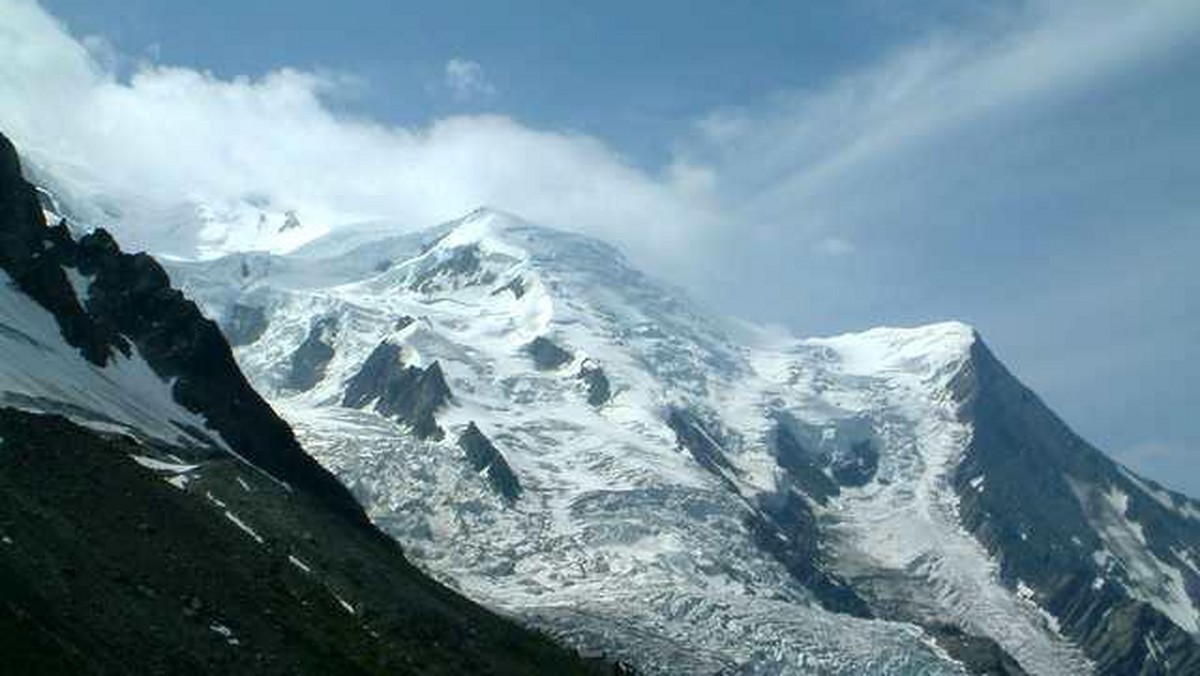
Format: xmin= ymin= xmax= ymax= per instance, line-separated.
xmin=0 ymin=0 xmax=717 ymax=266
xmin=444 ymin=58 xmax=495 ymax=100
xmin=0 ymin=0 xmax=1195 ymax=286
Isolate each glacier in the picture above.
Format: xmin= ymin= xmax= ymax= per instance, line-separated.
xmin=163 ymin=207 xmax=1177 ymax=674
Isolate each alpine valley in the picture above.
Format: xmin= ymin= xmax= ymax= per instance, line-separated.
xmin=4 ymin=128 xmax=1200 ymax=675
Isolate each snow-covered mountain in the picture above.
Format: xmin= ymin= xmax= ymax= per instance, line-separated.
xmin=164 ymin=207 xmax=1200 ymax=675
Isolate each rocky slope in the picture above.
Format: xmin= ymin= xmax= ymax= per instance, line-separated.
xmin=0 ymin=132 xmax=611 ymax=675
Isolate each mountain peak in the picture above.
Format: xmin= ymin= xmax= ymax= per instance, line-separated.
xmin=435 ymin=206 xmax=532 ymax=254
xmin=811 ymin=320 xmax=978 ymax=384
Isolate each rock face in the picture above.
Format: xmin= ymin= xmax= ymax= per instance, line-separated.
xmin=669 ymin=408 xmax=872 ymax=618
xmin=409 ymin=244 xmax=489 ymax=293
xmin=749 ymin=486 xmax=874 ymax=619
xmin=0 ymin=137 xmax=124 ymax=366
xmin=279 ymin=209 xmax=300 ymax=232
xmin=831 ymin=440 xmax=879 ymax=487
xmin=771 ymin=422 xmax=840 ymax=505
xmin=0 ymin=133 xmax=364 ymax=522
xmin=491 ymin=275 xmax=526 ymax=299
xmin=285 ymin=316 xmax=337 ymax=391
xmin=527 ymin=336 xmax=572 ymax=370
xmin=950 ymin=339 xmax=1200 ymax=675
xmin=458 ymin=422 xmax=522 ymax=502
xmin=925 ymin=624 xmax=1029 ymax=676
xmin=665 ymin=408 xmax=739 ymax=486
xmin=342 ymin=341 xmax=451 ymax=440
xmin=578 ymin=361 xmax=611 ymax=406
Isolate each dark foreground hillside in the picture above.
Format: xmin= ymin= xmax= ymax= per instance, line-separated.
xmin=0 ymin=408 xmax=611 ymax=676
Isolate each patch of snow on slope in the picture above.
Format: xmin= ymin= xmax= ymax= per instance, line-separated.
xmin=63 ymin=267 xmax=93 ymax=304
xmin=1074 ymin=480 xmax=1199 ymax=634
xmin=1120 ymin=466 xmax=1200 ymax=522
xmin=288 ymin=555 xmax=313 ymax=574
xmin=130 ymin=455 xmax=200 ymax=473
xmin=224 ymin=511 xmax=265 ymax=545
xmin=0 ymin=271 xmax=223 ymax=448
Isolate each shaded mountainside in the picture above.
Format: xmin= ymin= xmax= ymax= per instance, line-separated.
xmin=0 ymin=132 xmax=613 ymax=675
xmin=0 ymin=132 xmax=361 ymax=524
xmin=0 ymin=409 xmax=610 ymax=676
xmin=951 ymin=338 xmax=1200 ymax=675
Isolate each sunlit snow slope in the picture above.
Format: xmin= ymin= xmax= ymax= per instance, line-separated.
xmin=167 ymin=208 xmax=1200 ymax=675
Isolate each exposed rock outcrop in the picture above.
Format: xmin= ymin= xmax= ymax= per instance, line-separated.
xmin=285 ymin=316 xmax=336 ymax=391
xmin=458 ymin=422 xmax=522 ymax=501
xmin=527 ymin=336 xmax=573 ymax=371
xmin=342 ymin=341 xmax=451 ymax=440
xmin=830 ymin=440 xmax=878 ymax=487
xmin=578 ymin=361 xmax=611 ymax=407
xmin=950 ymin=337 xmax=1200 ymax=675
xmin=924 ymin=623 xmax=1028 ymax=676
xmin=491 ymin=275 xmax=526 ymax=299
xmin=771 ymin=422 xmax=839 ymax=505
xmin=666 ymin=409 xmax=738 ymax=487
xmin=749 ymin=488 xmax=873 ymax=619
xmin=0 ymin=132 xmax=365 ymax=523
xmin=409 ymin=245 xmax=493 ymax=293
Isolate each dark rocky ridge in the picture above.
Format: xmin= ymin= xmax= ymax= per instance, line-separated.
xmin=409 ymin=245 xmax=496 ymax=293
xmin=748 ymin=487 xmax=874 ymax=619
xmin=458 ymin=422 xmax=522 ymax=502
xmin=0 ymin=137 xmax=126 ymax=366
xmin=949 ymin=336 xmax=1200 ymax=675
xmin=527 ymin=336 xmax=573 ymax=370
xmin=0 ymin=133 xmax=364 ymax=523
xmin=771 ymin=422 xmax=840 ymax=505
xmin=285 ymin=316 xmax=337 ymax=391
xmin=665 ymin=408 xmax=739 ymax=487
xmin=578 ymin=361 xmax=611 ymax=407
xmin=342 ymin=340 xmax=451 ymax=440
xmin=668 ymin=408 xmax=874 ymax=619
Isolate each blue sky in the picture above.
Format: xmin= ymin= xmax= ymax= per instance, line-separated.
xmin=33 ymin=1 xmax=955 ymax=159
xmin=6 ymin=0 xmax=1200 ymax=495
